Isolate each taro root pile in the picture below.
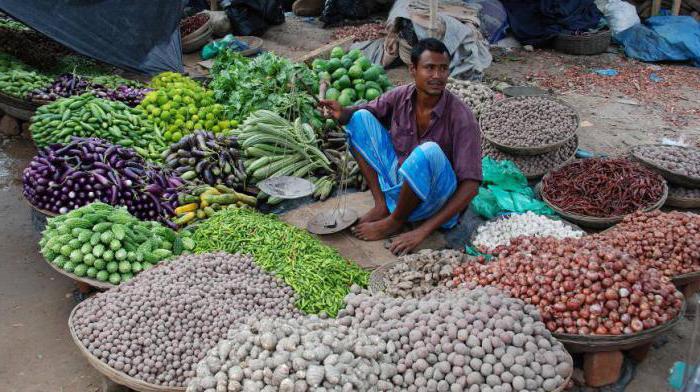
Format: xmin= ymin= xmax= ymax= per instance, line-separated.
xmin=481 ymin=136 xmax=578 ymax=178
xmin=180 ymin=14 xmax=209 ymax=37
xmin=446 ymin=79 xmax=495 ymax=118
xmin=541 ymin=158 xmax=666 ymax=218
xmin=480 ymin=96 xmax=577 ymax=148
xmin=634 ymin=144 xmax=700 ymax=178
xmin=71 ymin=252 xmax=300 ymax=387
xmin=669 ymin=185 xmax=700 ymax=199
xmin=454 ymin=237 xmax=684 ymax=336
xmin=472 ymin=212 xmax=584 ymax=253
xmin=379 ymin=249 xmax=466 ymax=298
xmin=188 ymin=286 xmax=572 ymax=392
xmin=596 ymin=211 xmax=700 ymax=278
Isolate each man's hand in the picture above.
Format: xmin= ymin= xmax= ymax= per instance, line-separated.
xmin=318 ymin=99 xmax=343 ymax=121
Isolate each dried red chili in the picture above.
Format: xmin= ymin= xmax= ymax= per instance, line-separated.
xmin=541 ymin=158 xmax=665 ymax=217
xmin=180 ymin=14 xmax=209 ymax=37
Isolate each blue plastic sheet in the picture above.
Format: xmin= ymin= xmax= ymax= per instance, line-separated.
xmin=615 ymin=16 xmax=700 ymax=66
xmin=464 ymin=0 xmax=509 ymax=44
xmin=0 ymin=0 xmax=184 ymax=75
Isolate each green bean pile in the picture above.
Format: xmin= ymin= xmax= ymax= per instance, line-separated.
xmin=193 ymin=208 xmax=368 ymax=316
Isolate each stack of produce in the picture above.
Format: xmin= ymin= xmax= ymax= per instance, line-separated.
xmin=0 ymin=24 xmax=76 ymax=71
xmin=313 ymin=46 xmax=393 ymax=108
xmin=163 ymin=130 xmax=246 ymax=188
xmin=189 ymin=286 xmax=573 ymax=391
xmin=378 ymin=249 xmax=466 ymax=298
xmin=236 ymin=110 xmax=333 ymax=203
xmin=193 ymin=208 xmax=368 ymax=316
xmin=0 ymin=54 xmax=52 ymax=99
xmin=480 ymin=96 xmax=578 ymax=178
xmin=27 ymin=73 xmax=151 ymax=107
xmin=322 ymin=130 xmax=367 ymax=192
xmin=30 ymin=94 xmax=166 ymax=161
xmin=540 ymin=158 xmax=666 ymax=218
xmin=39 ymin=203 xmax=194 ymax=285
xmin=210 ymin=51 xmax=321 ymax=127
xmin=596 ymin=210 xmax=700 ymax=278
xmin=446 ymin=78 xmax=495 ymax=118
xmin=633 ymin=144 xmax=700 ymax=206
xmin=70 ymin=252 xmax=301 ymax=387
xmin=23 ymin=138 xmax=181 ymax=226
xmin=472 ymin=212 xmax=584 ymax=253
xmin=138 ymin=72 xmax=233 ymax=142
xmin=454 ymin=236 xmax=684 ymax=335
xmin=173 ymin=184 xmax=256 ymax=227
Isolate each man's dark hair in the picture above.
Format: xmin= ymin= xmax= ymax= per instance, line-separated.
xmin=410 ymin=38 xmax=450 ymax=65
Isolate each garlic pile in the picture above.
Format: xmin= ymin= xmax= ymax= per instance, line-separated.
xmin=472 ymin=212 xmax=584 ymax=253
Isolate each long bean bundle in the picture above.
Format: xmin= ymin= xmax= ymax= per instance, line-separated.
xmin=192 ymin=208 xmax=368 ymax=316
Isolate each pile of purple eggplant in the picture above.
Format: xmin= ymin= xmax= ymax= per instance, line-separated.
xmin=23 ymin=137 xmax=181 ymax=228
xmin=26 ymin=74 xmax=151 ymax=107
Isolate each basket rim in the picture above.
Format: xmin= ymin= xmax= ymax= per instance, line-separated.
xmin=368 ymin=252 xmax=470 ymax=295
xmin=45 ymin=255 xmax=115 ymax=290
xmin=556 ymin=28 xmax=612 ymax=40
xmin=479 ymin=96 xmax=579 ymax=155
xmin=0 ymin=89 xmax=41 ymax=110
xmin=24 ymin=195 xmax=59 ymax=218
xmin=180 ymin=12 xmax=211 ymax=42
xmin=69 ymin=303 xmax=186 ymax=392
xmin=631 ymin=145 xmax=700 ymax=187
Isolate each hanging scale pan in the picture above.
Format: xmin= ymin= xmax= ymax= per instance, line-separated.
xmin=257 ymin=176 xmax=316 ymax=199
xmin=307 ymin=208 xmax=358 ymax=235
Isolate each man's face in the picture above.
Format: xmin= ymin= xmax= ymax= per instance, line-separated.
xmin=410 ymin=50 xmax=450 ymax=96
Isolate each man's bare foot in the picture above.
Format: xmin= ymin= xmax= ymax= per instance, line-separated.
xmin=358 ymin=204 xmax=389 ymax=224
xmin=352 ymin=216 xmax=403 ymax=241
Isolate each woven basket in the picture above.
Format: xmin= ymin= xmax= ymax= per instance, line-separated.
xmin=181 ymin=13 xmax=211 ymax=42
xmin=552 ymin=300 xmax=685 ymax=353
xmin=554 ymin=29 xmax=611 ymax=56
xmin=69 ymin=303 xmax=185 ymax=392
xmin=631 ymin=145 xmax=700 ymax=188
xmin=182 ymin=23 xmax=212 ymax=53
xmin=233 ymin=36 xmax=264 ymax=57
xmin=480 ymin=97 xmax=579 ymax=156
xmin=368 ymin=254 xmax=472 ymax=296
xmin=665 ymin=192 xmax=700 ymax=209
xmin=46 ymin=256 xmax=115 ymax=290
xmin=672 ymin=271 xmax=700 ymax=287
xmin=0 ymin=90 xmax=40 ymax=121
xmin=538 ymin=172 xmax=669 ymax=229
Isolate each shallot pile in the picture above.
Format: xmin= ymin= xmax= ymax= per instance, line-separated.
xmin=71 ymin=252 xmax=301 ymax=387
xmin=188 ymin=286 xmax=573 ymax=391
xmin=472 ymin=212 xmax=584 ymax=253
xmin=23 ymin=138 xmax=180 ymax=227
xmin=634 ymin=144 xmax=700 ymax=178
xmin=597 ymin=210 xmax=700 ymax=278
xmin=480 ymin=96 xmax=577 ymax=148
xmin=454 ymin=237 xmax=684 ymax=336
xmin=541 ymin=158 xmax=666 ymax=218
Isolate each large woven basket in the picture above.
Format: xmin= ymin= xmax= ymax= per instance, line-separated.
xmin=0 ymin=90 xmax=40 ymax=121
xmin=69 ymin=303 xmax=186 ymax=392
xmin=552 ymin=300 xmax=685 ymax=353
xmin=631 ymin=145 xmax=700 ymax=188
xmin=672 ymin=271 xmax=700 ymax=287
xmin=554 ymin=29 xmax=611 ymax=56
xmin=665 ymin=192 xmax=700 ymax=209
xmin=480 ymin=97 xmax=579 ymax=156
xmin=46 ymin=256 xmax=115 ymax=290
xmin=182 ymin=23 xmax=212 ymax=53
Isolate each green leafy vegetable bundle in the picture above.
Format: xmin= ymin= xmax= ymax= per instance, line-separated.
xmin=193 ymin=208 xmax=368 ymax=316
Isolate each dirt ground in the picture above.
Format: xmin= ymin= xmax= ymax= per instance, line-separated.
xmin=1 ymin=15 xmax=698 ymax=392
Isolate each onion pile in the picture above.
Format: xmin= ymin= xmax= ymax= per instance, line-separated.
xmin=453 ymin=237 xmax=683 ymax=336
xmin=597 ymin=211 xmax=700 ymax=278
xmin=23 ymin=137 xmax=181 ymax=227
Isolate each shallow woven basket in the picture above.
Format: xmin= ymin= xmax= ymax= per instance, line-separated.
xmin=480 ymin=97 xmax=579 ymax=156
xmin=552 ymin=300 xmax=685 ymax=353
xmin=672 ymin=271 xmax=700 ymax=287
xmin=46 ymin=256 xmax=115 ymax=290
xmin=554 ymin=29 xmax=611 ymax=56
xmin=182 ymin=23 xmax=212 ymax=53
xmin=538 ymin=171 xmax=669 ymax=229
xmin=0 ymin=90 xmax=40 ymax=121
xmin=631 ymin=145 xmax=700 ymax=188
xmin=368 ymin=254 xmax=474 ymax=296
xmin=69 ymin=303 xmax=185 ymax=392
xmin=665 ymin=192 xmax=700 ymax=209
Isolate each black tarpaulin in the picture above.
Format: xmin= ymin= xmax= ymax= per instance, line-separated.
xmin=0 ymin=0 xmax=185 ymax=75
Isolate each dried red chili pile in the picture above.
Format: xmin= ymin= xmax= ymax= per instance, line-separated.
xmin=596 ymin=210 xmax=700 ymax=278
xmin=541 ymin=158 xmax=665 ymax=217
xmin=453 ymin=236 xmax=683 ymax=336
xmin=332 ymin=23 xmax=386 ymax=42
xmin=179 ymin=14 xmax=209 ymax=37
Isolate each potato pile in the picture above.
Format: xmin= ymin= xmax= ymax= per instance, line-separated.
xmin=634 ymin=144 xmax=700 ymax=178
xmin=597 ymin=210 xmax=700 ymax=278
xmin=379 ymin=249 xmax=466 ymax=298
xmin=189 ymin=286 xmax=573 ymax=391
xmin=454 ymin=237 xmax=684 ymax=336
xmin=472 ymin=212 xmax=584 ymax=253
xmin=446 ymin=79 xmax=495 ymax=118
xmin=481 ymin=97 xmax=577 ymax=148
xmin=71 ymin=253 xmax=300 ymax=387
xmin=481 ymin=136 xmax=577 ymax=178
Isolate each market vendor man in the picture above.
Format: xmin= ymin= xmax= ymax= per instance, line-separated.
xmin=319 ymin=38 xmax=482 ymax=255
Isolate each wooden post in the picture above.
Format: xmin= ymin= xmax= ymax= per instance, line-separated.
xmin=210 ymin=0 xmax=218 ymax=11
xmin=429 ymin=0 xmax=439 ymax=38
xmin=672 ymin=0 xmax=683 ymax=15
xmin=652 ymin=0 xmax=662 ymax=15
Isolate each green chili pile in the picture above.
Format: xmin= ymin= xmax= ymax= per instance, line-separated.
xmin=192 ymin=208 xmax=368 ymax=316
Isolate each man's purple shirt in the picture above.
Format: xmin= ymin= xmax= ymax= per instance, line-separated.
xmin=353 ymin=84 xmax=482 ymax=183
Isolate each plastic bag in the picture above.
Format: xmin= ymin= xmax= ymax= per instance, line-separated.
xmin=471 ymin=187 xmax=501 ymax=219
xmin=595 ymin=0 xmax=639 ymax=34
xmin=481 ymin=157 xmax=527 ymax=191
xmin=225 ymin=0 xmax=285 ymax=37
xmin=200 ymin=34 xmax=240 ymax=60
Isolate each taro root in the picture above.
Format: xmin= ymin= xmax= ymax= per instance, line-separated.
xmin=669 ymin=185 xmax=700 ymax=199
xmin=480 ymin=96 xmax=577 ymax=148
xmin=481 ymin=136 xmax=577 ymax=177
xmin=634 ymin=144 xmax=700 ymax=178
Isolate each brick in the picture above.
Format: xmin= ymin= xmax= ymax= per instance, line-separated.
xmin=0 ymin=114 xmax=20 ymax=136
xmin=20 ymin=121 xmax=31 ymax=139
xmin=583 ymin=350 xmax=624 ymax=387
xmin=627 ymin=343 xmax=652 ymax=362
